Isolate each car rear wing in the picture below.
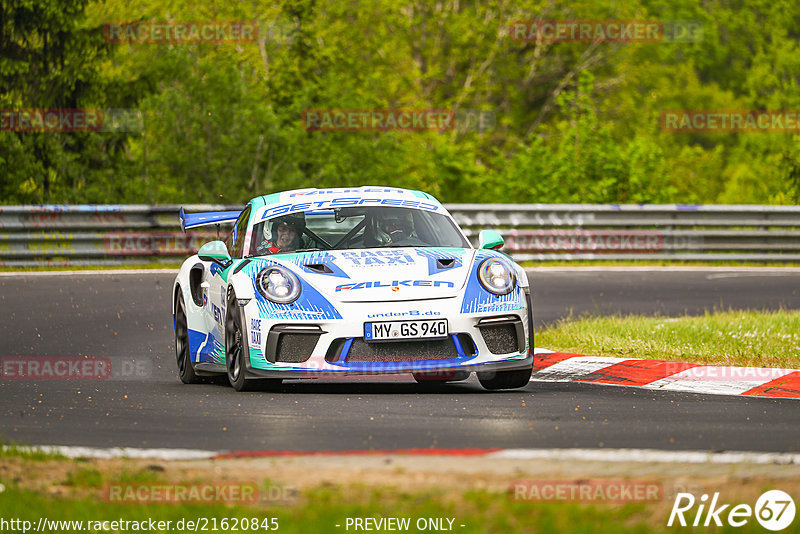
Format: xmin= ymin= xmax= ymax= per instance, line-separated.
xmin=179 ymin=207 xmax=241 ymax=233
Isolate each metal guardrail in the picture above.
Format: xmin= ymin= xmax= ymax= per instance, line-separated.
xmin=1 ymin=204 xmax=799 ymax=266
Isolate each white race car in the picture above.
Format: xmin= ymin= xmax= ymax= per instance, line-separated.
xmin=172 ymin=187 xmax=533 ymax=391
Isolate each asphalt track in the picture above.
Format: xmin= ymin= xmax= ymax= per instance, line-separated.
xmin=0 ymin=268 xmax=799 ymax=452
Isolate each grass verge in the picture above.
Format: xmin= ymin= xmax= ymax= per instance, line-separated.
xmin=0 ymin=485 xmax=659 ymax=534
xmin=1 ymin=455 xmax=797 ymax=533
xmin=537 ymin=309 xmax=800 ymax=368
xmin=1 ymin=453 xmax=798 ymax=533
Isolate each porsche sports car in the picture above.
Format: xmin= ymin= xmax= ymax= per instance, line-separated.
xmin=172 ymin=186 xmax=533 ymax=391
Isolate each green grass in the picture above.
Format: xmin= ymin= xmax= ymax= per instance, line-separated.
xmin=1 ymin=482 xmax=796 ymax=533
xmin=537 ymin=310 xmax=800 ymax=368
xmin=0 ymin=443 xmax=66 ymax=461
xmin=63 ymin=468 xmax=104 ymax=488
xmin=0 ymin=484 xmax=669 ymax=534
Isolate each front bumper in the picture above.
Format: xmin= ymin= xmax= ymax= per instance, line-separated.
xmin=241 ymin=290 xmax=533 ymax=379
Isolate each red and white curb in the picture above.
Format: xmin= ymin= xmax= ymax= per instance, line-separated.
xmin=531 ymin=349 xmax=800 ymax=399
xmin=7 ymin=445 xmax=800 ymax=464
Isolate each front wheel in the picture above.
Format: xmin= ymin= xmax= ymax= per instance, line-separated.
xmin=477 ymin=366 xmax=532 ymax=390
xmin=225 ymin=290 xmax=281 ymax=392
xmin=175 ymin=289 xmax=201 ymax=384
xmin=225 ymin=290 xmax=253 ymax=391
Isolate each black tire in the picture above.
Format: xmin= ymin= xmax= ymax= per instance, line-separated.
xmin=412 ymin=370 xmax=470 ymax=383
xmin=477 ymin=366 xmax=532 ymax=390
xmin=478 ymin=295 xmax=536 ymax=391
xmin=174 ymin=288 xmax=202 ymax=384
xmin=225 ymin=289 xmax=253 ymax=391
xmin=225 ymin=290 xmax=281 ymax=392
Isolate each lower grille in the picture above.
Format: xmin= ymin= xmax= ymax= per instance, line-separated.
xmin=346 ymin=338 xmax=459 ymax=362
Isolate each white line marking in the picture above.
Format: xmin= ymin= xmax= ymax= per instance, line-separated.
xmin=489 ymin=448 xmax=800 ymax=464
xmin=645 ymin=366 xmax=797 ymax=395
xmin=532 ymin=348 xmax=555 ymax=355
xmin=9 ymin=445 xmax=800 ymax=464
xmin=706 ymin=272 xmax=800 ymax=279
xmin=530 ymin=356 xmax=624 ymax=382
xmin=645 ymin=379 xmax=768 ymax=396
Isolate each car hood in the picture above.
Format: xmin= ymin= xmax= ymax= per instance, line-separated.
xmin=268 ymin=247 xmax=475 ymax=302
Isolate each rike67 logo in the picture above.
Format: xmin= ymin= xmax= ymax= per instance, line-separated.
xmin=668 ymin=490 xmax=795 ymax=531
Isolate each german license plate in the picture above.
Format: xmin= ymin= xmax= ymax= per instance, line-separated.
xmin=364 ymin=319 xmax=448 ymax=342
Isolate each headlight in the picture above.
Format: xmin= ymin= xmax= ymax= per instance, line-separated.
xmin=256 ymin=266 xmax=301 ymax=304
xmin=478 ymin=258 xmax=516 ymax=295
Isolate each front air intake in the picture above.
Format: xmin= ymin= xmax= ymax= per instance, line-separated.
xmin=265 ymin=325 xmax=323 ymax=363
xmin=476 ymin=315 xmax=525 ymax=355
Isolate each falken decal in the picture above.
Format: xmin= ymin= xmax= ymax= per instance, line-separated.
xmin=335 ymin=280 xmax=455 ymax=291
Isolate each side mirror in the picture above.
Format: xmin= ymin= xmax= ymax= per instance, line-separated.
xmin=478 ymin=230 xmax=504 ymax=250
xmin=198 ymin=241 xmax=233 ymax=267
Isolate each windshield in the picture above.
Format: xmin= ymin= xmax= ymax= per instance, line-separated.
xmin=248 ymin=206 xmax=470 ymax=256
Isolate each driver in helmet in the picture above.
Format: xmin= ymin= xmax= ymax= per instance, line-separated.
xmin=376 ymin=212 xmax=421 ymax=246
xmin=260 ymin=213 xmax=306 ymax=253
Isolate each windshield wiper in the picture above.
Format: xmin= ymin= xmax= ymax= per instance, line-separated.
xmin=293 ymin=248 xmax=325 ymax=253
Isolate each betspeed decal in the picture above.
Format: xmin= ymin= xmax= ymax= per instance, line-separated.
xmin=261 ymin=197 xmax=440 ymax=220
xmin=335 ymin=280 xmax=455 ymax=291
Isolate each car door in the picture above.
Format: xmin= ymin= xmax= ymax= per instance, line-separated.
xmin=204 ymin=205 xmax=250 ymax=362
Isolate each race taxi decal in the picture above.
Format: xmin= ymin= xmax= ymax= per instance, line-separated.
xmin=341 ymin=250 xmax=416 ymax=267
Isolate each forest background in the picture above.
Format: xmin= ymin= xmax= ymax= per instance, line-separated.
xmin=2 ymin=0 xmax=799 ymax=206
